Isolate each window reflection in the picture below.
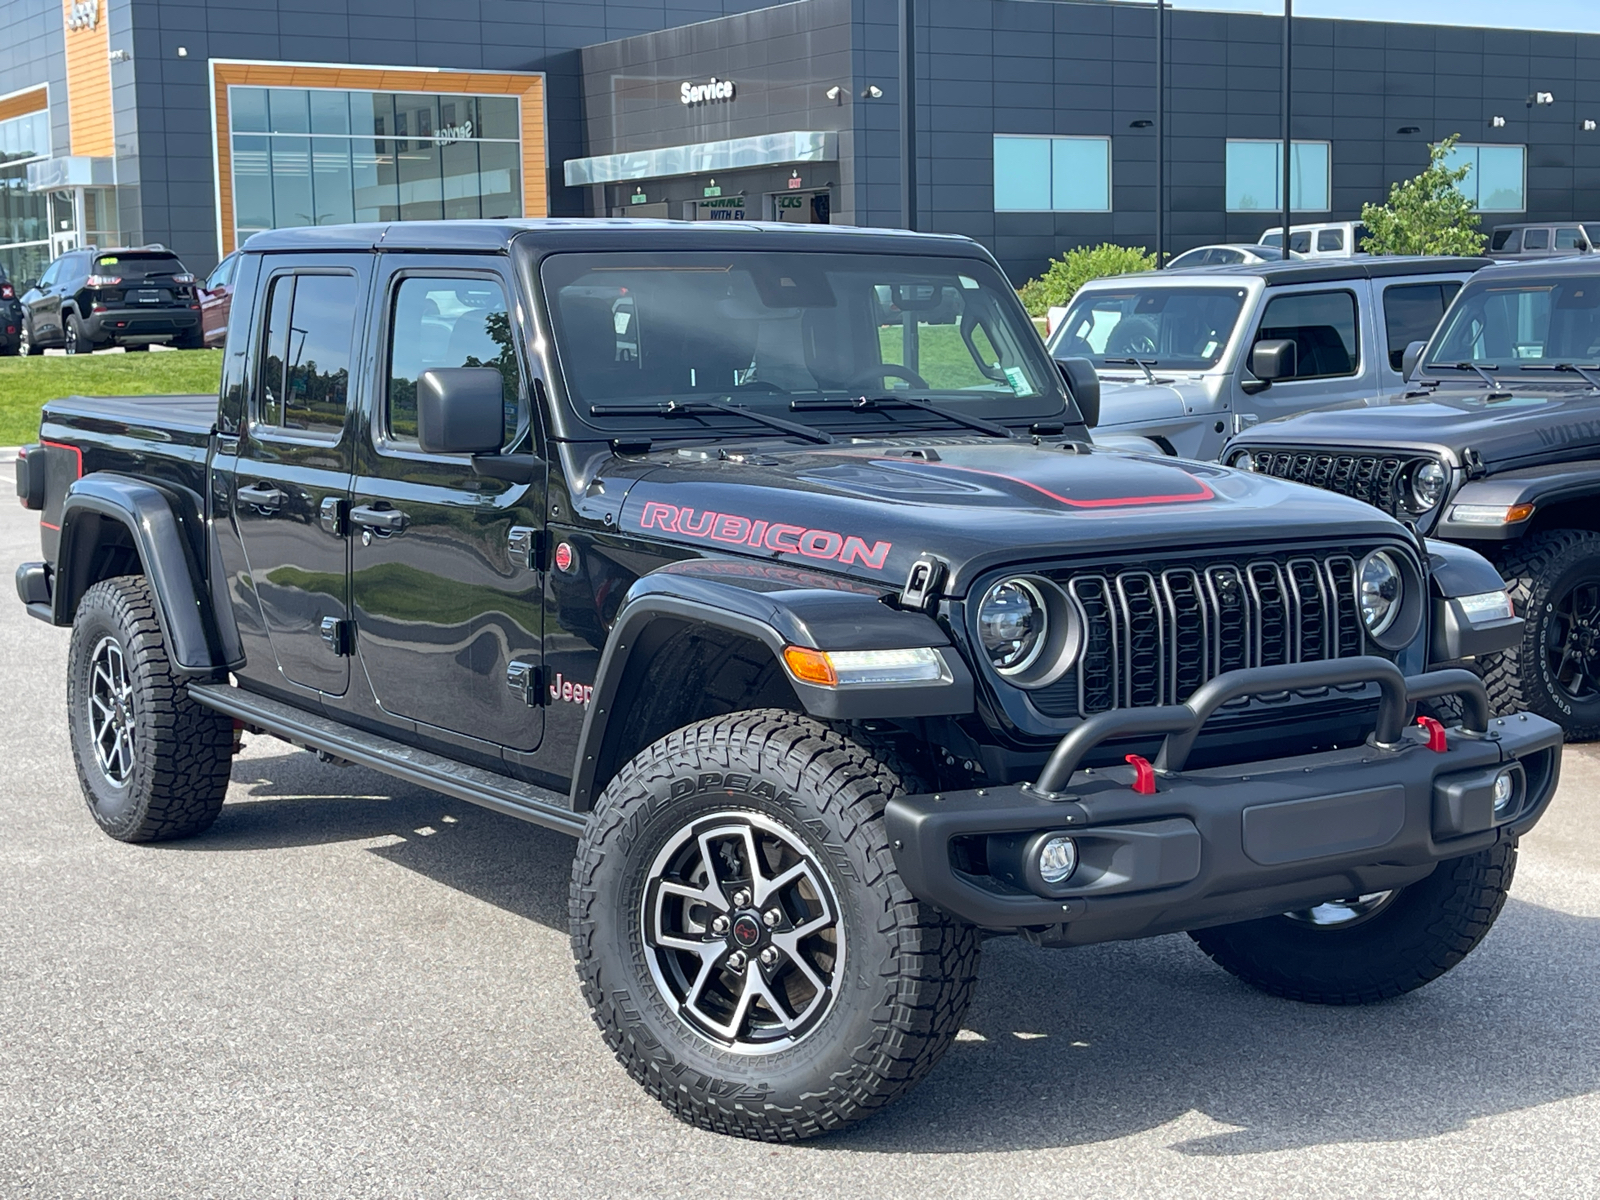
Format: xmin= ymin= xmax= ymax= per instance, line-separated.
xmin=387 ymin=276 xmax=519 ymax=446
xmin=229 ymin=85 xmax=523 ymax=246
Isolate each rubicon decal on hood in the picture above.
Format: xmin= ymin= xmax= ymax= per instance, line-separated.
xmin=636 ymin=501 xmax=892 ymax=569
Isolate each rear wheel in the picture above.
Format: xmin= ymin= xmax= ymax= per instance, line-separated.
xmin=570 ymin=710 xmax=979 ymax=1141
xmin=64 ymin=310 xmax=91 ymax=354
xmin=66 ymin=576 xmax=234 ymax=842
xmin=1190 ymin=841 xmax=1516 ymax=1004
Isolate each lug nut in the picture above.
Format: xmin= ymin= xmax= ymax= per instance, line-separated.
xmin=726 ymin=950 xmax=747 ymax=971
xmin=711 ymin=915 xmax=730 ymax=935
xmin=732 ymin=889 xmax=751 ymax=908
xmin=759 ymin=948 xmax=779 ymax=966
xmin=762 ymin=908 xmax=781 ymax=928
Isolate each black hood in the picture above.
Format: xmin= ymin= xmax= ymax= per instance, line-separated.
xmin=580 ymin=439 xmax=1408 ymax=593
xmin=1240 ymin=382 xmax=1600 ymax=472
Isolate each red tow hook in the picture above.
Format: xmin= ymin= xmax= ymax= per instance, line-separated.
xmin=1125 ymin=754 xmax=1157 ymax=794
xmin=1416 ymin=715 xmax=1448 ymax=753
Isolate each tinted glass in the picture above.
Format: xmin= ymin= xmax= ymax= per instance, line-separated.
xmin=1556 ymin=227 xmax=1585 ymax=250
xmin=1383 ymin=282 xmax=1461 ymax=371
xmin=1431 ymin=279 xmax=1600 ymax=366
xmin=1255 ymin=290 xmax=1359 ymax=379
xmin=96 ymin=253 xmax=185 ymax=281
xmin=282 ymin=275 xmax=357 ymax=433
xmin=1317 ymin=229 xmax=1344 ymax=251
xmin=258 ymin=276 xmax=292 ymax=427
xmin=206 ymin=254 xmax=235 ymax=289
xmin=993 ymin=136 xmax=1109 ymax=212
xmin=1490 ymin=228 xmax=1520 ymax=251
xmin=1052 ymin=287 xmax=1248 ymax=371
xmin=387 ymin=276 xmax=519 ymax=446
xmin=1225 ymin=142 xmax=1330 ymax=212
xmin=993 ymin=137 xmax=1051 ymax=210
xmin=1522 ymin=228 xmax=1550 ymax=250
xmin=543 ymin=251 xmax=1065 ymax=430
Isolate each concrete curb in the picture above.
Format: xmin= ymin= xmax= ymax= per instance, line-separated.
xmin=0 ymin=448 xmax=18 ymax=463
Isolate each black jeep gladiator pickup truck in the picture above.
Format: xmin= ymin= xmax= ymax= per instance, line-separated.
xmin=13 ymin=220 xmax=1560 ymax=1142
xmin=1225 ymin=255 xmax=1600 ymax=740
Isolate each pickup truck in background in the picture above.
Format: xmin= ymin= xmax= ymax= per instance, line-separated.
xmin=1045 ymin=256 xmax=1489 ymax=461
xmin=12 ymin=219 xmax=1554 ymax=1142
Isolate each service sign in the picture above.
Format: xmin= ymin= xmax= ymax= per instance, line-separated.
xmin=681 ymin=77 xmax=735 ymax=105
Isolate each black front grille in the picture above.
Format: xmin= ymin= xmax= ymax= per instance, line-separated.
xmin=1247 ymin=448 xmax=1416 ymax=517
xmin=1030 ymin=549 xmax=1374 ymax=719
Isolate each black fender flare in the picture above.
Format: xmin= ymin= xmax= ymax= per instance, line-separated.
xmin=53 ymin=474 xmax=233 ymax=675
xmin=568 ymin=569 xmax=974 ymax=811
xmin=1424 ymin=537 xmax=1523 ymax=661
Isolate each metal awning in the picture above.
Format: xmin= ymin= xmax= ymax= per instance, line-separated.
xmin=564 ymin=130 xmax=836 ymax=187
xmin=27 ymin=156 xmax=116 ymax=192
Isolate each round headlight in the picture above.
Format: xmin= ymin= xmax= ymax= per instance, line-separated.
xmin=1228 ymin=449 xmax=1258 ymax=472
xmin=1409 ymin=460 xmax=1447 ymax=511
xmin=978 ymin=578 xmax=1047 ymax=674
xmin=1358 ymin=550 xmax=1404 ymax=636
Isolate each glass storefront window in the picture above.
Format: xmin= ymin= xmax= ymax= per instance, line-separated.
xmin=0 ymin=109 xmax=52 ymax=286
xmin=229 ymin=85 xmax=523 ymax=246
xmin=1225 ymin=140 xmax=1331 ymax=212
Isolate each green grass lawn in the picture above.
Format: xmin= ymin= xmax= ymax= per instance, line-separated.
xmin=0 ymin=350 xmax=223 ymax=445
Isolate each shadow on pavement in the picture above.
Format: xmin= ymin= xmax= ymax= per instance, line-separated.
xmin=178 ymin=748 xmax=1600 ymax=1157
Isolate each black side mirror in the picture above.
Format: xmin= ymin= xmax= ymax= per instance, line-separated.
xmin=1249 ymin=338 xmax=1298 ymax=384
xmin=1401 ymin=339 xmax=1428 ymax=381
xmin=417 ymin=367 xmax=505 ymax=455
xmin=1054 ymin=355 xmax=1100 ymax=429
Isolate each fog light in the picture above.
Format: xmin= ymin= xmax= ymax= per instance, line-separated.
xmin=1492 ymin=770 xmax=1517 ymax=817
xmin=1037 ymin=835 xmax=1078 ymax=885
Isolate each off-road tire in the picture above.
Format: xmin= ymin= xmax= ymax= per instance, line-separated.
xmin=64 ymin=310 xmax=90 ymax=354
xmin=66 ymin=576 xmax=234 ymax=842
xmin=570 ymin=709 xmax=980 ymax=1141
xmin=1189 ymin=840 xmax=1516 ymax=1004
xmin=1493 ymin=529 xmax=1600 ymax=740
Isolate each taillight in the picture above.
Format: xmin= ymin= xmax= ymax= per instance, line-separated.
xmin=173 ymin=273 xmax=196 ymax=285
xmin=0 ymin=283 xmax=13 ymax=299
xmin=85 ymin=274 xmax=122 ymax=287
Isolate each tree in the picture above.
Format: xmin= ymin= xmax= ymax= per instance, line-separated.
xmin=1359 ymin=135 xmax=1487 ymax=256
xmin=1017 ymin=243 xmax=1157 ymax=317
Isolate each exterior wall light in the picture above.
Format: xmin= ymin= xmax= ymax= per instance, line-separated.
xmin=1397 ymin=125 xmax=1421 ymax=134
xmin=825 ymin=86 xmax=842 ymax=102
xmin=177 ymin=46 xmax=188 ymax=57
xmin=1585 ymin=120 xmax=1597 ymax=132
xmin=1130 ymin=119 xmax=1153 ymax=128
xmin=1491 ymin=115 xmax=1506 ymax=128
xmin=1528 ymin=91 xmax=1555 ymax=106
xmin=861 ymin=85 xmax=883 ymax=99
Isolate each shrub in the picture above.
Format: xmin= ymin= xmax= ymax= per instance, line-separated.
xmin=1359 ymin=134 xmax=1487 ymax=256
xmin=1016 ymin=243 xmax=1158 ymax=317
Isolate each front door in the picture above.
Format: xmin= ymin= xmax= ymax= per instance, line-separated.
xmin=348 ymin=260 xmax=546 ymax=751
xmin=229 ymin=257 xmax=368 ymax=697
xmin=1235 ymin=284 xmax=1369 ymax=423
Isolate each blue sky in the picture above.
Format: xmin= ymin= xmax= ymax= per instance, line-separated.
xmin=1176 ymin=0 xmax=1593 ymax=32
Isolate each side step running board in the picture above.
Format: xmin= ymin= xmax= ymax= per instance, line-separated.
xmin=188 ymin=682 xmax=586 ymax=837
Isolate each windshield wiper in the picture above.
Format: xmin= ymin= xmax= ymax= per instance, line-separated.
xmin=1105 ymin=357 xmax=1158 ymax=385
xmin=1522 ymin=362 xmax=1600 ymax=391
xmin=589 ymin=399 xmax=833 ymax=444
xmin=789 ymin=395 xmax=1016 ymax=439
xmin=1452 ymin=361 xmax=1503 ymax=390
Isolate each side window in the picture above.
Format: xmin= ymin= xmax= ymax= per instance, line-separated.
xmin=1556 ymin=227 xmax=1585 ymax=251
xmin=37 ymin=259 xmax=59 ymax=287
xmin=256 ymin=272 xmax=358 ymax=436
xmin=1382 ymin=282 xmax=1462 ymax=371
xmin=1255 ymin=289 xmax=1359 ymax=379
xmin=1317 ymin=229 xmax=1344 ymax=252
xmin=1490 ymin=228 xmax=1520 ymax=252
xmin=207 ymin=254 xmax=236 ymax=289
xmin=1287 ymin=231 xmax=1311 ymax=254
xmin=386 ymin=276 xmax=519 ymax=448
xmin=1522 ymin=228 xmax=1550 ymax=251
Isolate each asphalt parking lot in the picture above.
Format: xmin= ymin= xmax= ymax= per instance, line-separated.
xmin=2 ymin=462 xmax=1599 ymax=1199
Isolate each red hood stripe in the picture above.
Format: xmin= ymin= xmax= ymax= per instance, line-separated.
xmin=879 ymin=459 xmax=1216 ymax=509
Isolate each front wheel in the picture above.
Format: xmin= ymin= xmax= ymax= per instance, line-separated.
xmin=18 ymin=319 xmax=41 ymax=355
xmin=570 ymin=710 xmax=980 ymax=1141
xmin=66 ymin=576 xmax=234 ymax=841
xmin=1189 ymin=841 xmax=1516 ymax=1004
xmin=1492 ymin=529 xmax=1600 ymax=740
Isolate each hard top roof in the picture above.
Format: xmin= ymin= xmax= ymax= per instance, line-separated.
xmin=1467 ymin=254 xmax=1600 ymax=283
xmin=242 ymin=218 xmax=984 ymax=258
xmin=1144 ymin=254 xmax=1493 ymax=286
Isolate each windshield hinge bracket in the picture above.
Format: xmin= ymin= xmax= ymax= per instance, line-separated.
xmin=900 ymin=555 xmax=947 ymax=612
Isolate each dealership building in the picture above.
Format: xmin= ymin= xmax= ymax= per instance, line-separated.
xmin=2 ymin=0 xmax=1598 ymax=285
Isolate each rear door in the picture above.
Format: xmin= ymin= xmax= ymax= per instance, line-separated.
xmin=29 ymin=254 xmax=71 ymax=342
xmin=228 ymin=256 xmax=368 ymax=697
xmin=346 ymin=256 xmax=545 ymax=752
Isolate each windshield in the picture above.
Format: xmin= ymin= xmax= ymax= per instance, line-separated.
xmin=540 ymin=251 xmax=1066 ymax=434
xmin=1429 ymin=277 xmax=1600 ymax=369
xmin=1048 ymin=286 xmax=1248 ymax=371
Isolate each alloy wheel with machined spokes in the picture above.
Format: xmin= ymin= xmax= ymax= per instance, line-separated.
xmin=87 ymin=635 xmax=137 ymax=787
xmin=643 ymin=810 xmax=844 ymax=1053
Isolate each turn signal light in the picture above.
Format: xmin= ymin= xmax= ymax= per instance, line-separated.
xmin=781 ymin=645 xmax=947 ymax=688
xmin=1449 ymin=502 xmax=1535 ymax=526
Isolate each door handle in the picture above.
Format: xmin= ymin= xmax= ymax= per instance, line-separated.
xmin=350 ymin=504 xmax=409 ymax=533
xmin=236 ymin=482 xmax=286 ymax=512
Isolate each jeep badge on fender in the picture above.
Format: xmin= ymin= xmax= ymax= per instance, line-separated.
xmin=15 ymin=218 xmax=1558 ymax=1142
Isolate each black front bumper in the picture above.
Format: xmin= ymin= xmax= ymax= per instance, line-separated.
xmin=886 ymin=657 xmax=1562 ymax=941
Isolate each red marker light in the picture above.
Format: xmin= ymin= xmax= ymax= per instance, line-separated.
xmin=553 ymin=542 xmax=574 ymax=572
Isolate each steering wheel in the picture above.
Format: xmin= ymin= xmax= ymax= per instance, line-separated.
xmin=1105 ymin=317 xmax=1159 ymax=358
xmin=849 ymin=363 xmax=930 ymax=390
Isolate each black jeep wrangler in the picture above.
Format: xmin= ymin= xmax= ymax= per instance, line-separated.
xmin=13 ymin=221 xmax=1559 ymax=1141
xmin=1225 ymin=255 xmax=1600 ymax=739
